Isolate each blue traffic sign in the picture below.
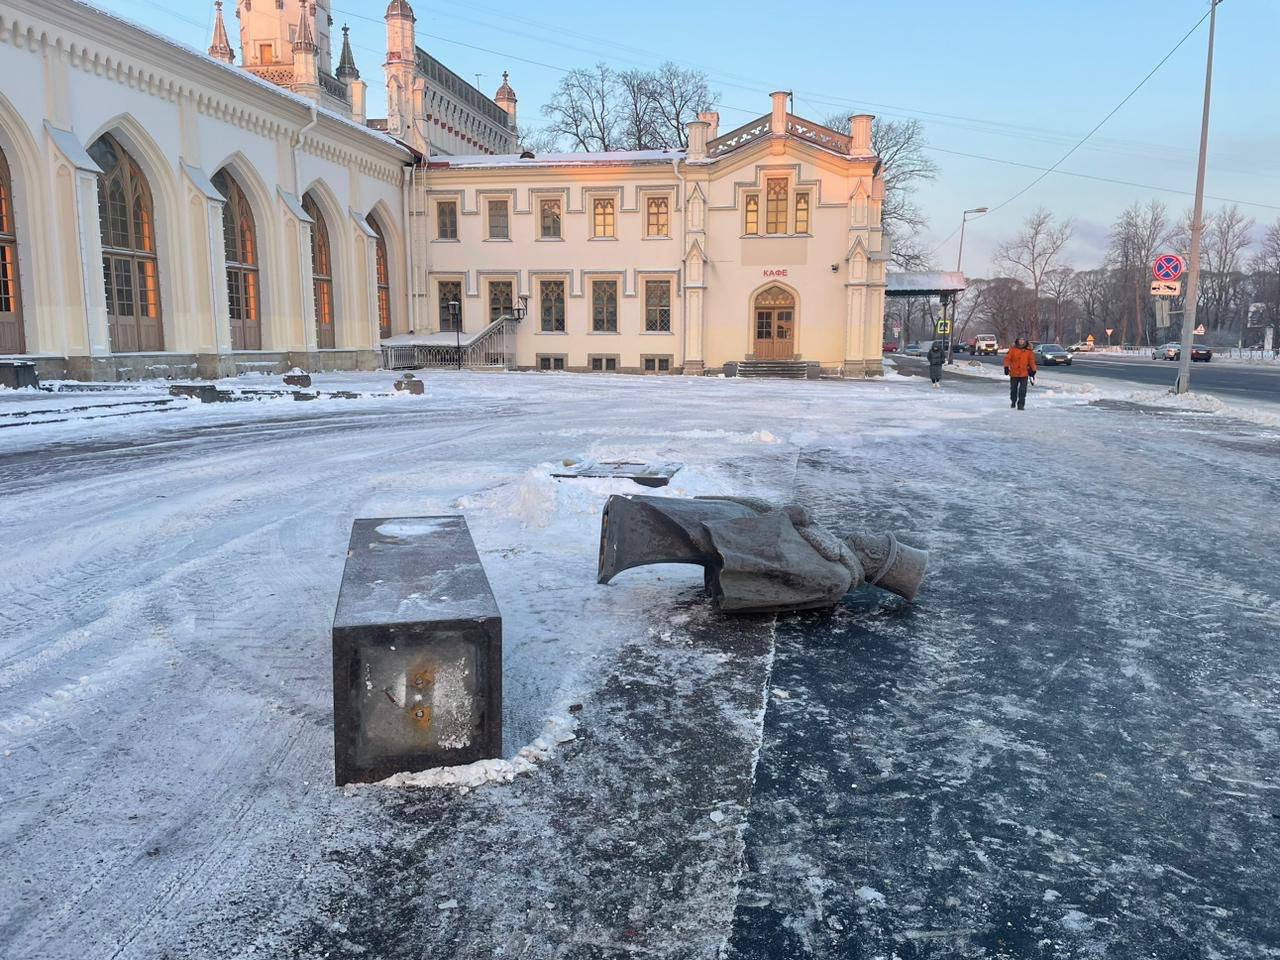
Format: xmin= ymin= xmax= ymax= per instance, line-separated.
xmin=1153 ymin=254 xmax=1185 ymax=282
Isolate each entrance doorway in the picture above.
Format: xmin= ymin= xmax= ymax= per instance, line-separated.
xmin=752 ymin=285 xmax=795 ymax=360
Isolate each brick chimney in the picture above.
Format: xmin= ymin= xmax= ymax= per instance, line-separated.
xmin=698 ymin=111 xmax=719 ymax=140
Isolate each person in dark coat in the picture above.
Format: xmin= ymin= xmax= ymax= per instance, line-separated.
xmin=1004 ymin=337 xmax=1037 ymax=409
xmin=926 ymin=340 xmax=946 ymax=388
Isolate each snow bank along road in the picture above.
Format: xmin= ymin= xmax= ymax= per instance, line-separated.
xmin=959 ymin=350 xmax=1280 ymax=403
xmin=1 ymin=372 xmax=1277 ymax=959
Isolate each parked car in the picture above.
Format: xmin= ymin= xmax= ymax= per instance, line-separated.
xmin=903 ymin=341 xmax=931 ymax=356
xmin=882 ymin=341 xmax=898 ymax=353
xmin=1034 ymin=343 xmax=1072 ymax=366
xmin=973 ymin=334 xmax=999 ymax=355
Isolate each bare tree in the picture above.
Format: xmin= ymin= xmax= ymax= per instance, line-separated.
xmin=541 ymin=64 xmax=621 ymax=151
xmin=953 ymin=280 xmax=990 ymax=342
xmin=1073 ymin=268 xmax=1124 ymax=345
xmin=542 ymin=62 xmax=715 ymax=152
xmin=649 ymin=62 xmax=715 ymax=148
xmin=995 ymin=208 xmax=1073 ymax=335
xmin=515 ymin=124 xmax=564 ymax=154
xmin=616 ymin=69 xmax=663 ymax=150
xmin=1043 ymin=267 xmax=1076 ymax=343
xmin=825 ymin=113 xmax=938 ymax=268
xmin=976 ymin=277 xmax=1037 ymax=346
xmin=1107 ymin=200 xmax=1170 ymax=345
xmin=1249 ymin=218 xmax=1280 ymax=338
xmin=1200 ymin=204 xmax=1255 ymax=334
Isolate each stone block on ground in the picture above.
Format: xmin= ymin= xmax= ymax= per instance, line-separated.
xmin=552 ymin=459 xmax=683 ymax=488
xmin=332 ymin=516 xmax=503 ymax=785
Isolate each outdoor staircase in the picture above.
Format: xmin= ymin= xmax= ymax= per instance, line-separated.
xmin=732 ymin=359 xmax=819 ymax=380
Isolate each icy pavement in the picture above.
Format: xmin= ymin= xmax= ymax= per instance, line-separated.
xmin=0 ymin=370 xmax=1277 ymax=959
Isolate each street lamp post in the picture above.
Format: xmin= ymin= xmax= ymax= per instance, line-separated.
xmin=449 ymin=300 xmax=461 ymax=369
xmin=1176 ymin=0 xmax=1222 ymax=395
xmin=950 ymin=206 xmax=988 ymax=365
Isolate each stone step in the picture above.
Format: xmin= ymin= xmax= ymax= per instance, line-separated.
xmin=730 ymin=359 xmax=819 ymax=380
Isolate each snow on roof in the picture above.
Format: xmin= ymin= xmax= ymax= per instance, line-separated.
xmin=430 ymin=149 xmax=684 ymax=170
xmin=886 ymin=271 xmax=968 ymax=295
xmin=67 ymin=0 xmax=411 ymax=159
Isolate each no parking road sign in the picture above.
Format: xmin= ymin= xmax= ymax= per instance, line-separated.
xmin=1153 ymin=254 xmax=1185 ymax=282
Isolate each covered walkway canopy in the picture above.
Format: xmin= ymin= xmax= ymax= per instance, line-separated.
xmin=885 ymin=271 xmax=967 ymax=298
xmin=885 ymin=271 xmax=968 ymax=360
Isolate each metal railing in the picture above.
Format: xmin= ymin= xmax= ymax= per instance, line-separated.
xmin=381 ymin=316 xmax=518 ymax=371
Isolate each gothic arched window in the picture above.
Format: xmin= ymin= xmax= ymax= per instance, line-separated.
xmin=302 ymin=192 xmax=335 ymax=349
xmin=0 ymin=146 xmax=23 ymax=354
xmin=89 ymin=133 xmax=164 ymax=352
xmin=213 ymin=169 xmax=262 ymax=351
xmin=367 ymin=214 xmax=391 ymax=339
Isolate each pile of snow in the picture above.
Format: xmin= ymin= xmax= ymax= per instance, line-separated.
xmin=372 ymin=715 xmax=579 ymax=792
xmin=1107 ymin=388 xmax=1280 ymax=428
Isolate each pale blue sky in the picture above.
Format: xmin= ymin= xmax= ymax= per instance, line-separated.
xmin=95 ymin=0 xmax=1280 ymax=274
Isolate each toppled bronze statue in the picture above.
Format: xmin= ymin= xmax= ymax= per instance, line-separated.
xmin=597 ymin=495 xmax=927 ymax=614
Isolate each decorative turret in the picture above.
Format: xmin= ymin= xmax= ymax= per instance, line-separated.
xmin=335 ymin=24 xmax=359 ymax=80
xmin=494 ymin=70 xmax=517 ymax=127
xmin=384 ymin=0 xmax=424 ymax=152
xmin=293 ymin=0 xmax=318 ymax=54
xmin=291 ymin=1 xmax=320 ymax=97
xmin=207 ymin=0 xmax=234 ymax=64
xmin=385 ymin=0 xmax=416 ymax=23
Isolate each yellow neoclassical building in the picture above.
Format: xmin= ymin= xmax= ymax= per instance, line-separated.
xmin=0 ymin=0 xmax=887 ymax=380
xmin=407 ymin=93 xmax=889 ymax=377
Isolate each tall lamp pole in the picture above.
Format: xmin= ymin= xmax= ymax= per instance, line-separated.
xmin=950 ymin=206 xmax=988 ymax=365
xmin=1176 ymin=0 xmax=1222 ymax=395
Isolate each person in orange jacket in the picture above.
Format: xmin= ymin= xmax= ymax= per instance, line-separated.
xmin=1004 ymin=337 xmax=1037 ymax=410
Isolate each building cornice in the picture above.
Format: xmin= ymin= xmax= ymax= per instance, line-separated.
xmin=0 ymin=0 xmax=411 ymax=184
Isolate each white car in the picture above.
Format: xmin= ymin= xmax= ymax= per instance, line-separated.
xmin=974 ymin=335 xmax=999 ymax=355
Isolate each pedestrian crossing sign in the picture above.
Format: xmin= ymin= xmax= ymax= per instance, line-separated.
xmin=935 ymin=319 xmax=952 ymax=335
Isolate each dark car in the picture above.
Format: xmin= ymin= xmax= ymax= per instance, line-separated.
xmin=1191 ymin=345 xmax=1212 ymax=362
xmin=1034 ymin=343 xmax=1072 ymax=366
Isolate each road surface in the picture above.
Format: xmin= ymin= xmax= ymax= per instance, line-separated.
xmin=2 ymin=372 xmax=1277 ymax=959
xmin=957 ymin=350 xmax=1280 ymax=403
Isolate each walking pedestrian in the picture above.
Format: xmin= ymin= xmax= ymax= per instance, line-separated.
xmin=1004 ymin=337 xmax=1037 ymax=410
xmin=926 ymin=340 xmax=945 ymax=388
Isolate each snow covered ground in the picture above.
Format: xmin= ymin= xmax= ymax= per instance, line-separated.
xmin=1 ymin=369 xmax=1277 ymax=958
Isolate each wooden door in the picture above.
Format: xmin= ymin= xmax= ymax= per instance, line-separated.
xmin=752 ymin=286 xmax=796 ymax=359
xmin=753 ymin=310 xmax=795 ymax=359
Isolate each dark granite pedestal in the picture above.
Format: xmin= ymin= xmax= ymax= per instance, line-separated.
xmin=332 ymin=517 xmax=502 ymax=785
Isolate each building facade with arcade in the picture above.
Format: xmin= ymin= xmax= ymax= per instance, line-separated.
xmin=0 ymin=0 xmax=888 ymax=381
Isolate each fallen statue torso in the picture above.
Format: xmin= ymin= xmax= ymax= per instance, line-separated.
xmin=597 ymin=495 xmax=927 ymax=615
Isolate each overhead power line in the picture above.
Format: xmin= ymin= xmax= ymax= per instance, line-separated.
xmin=983 ymin=5 xmax=1215 ymax=215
